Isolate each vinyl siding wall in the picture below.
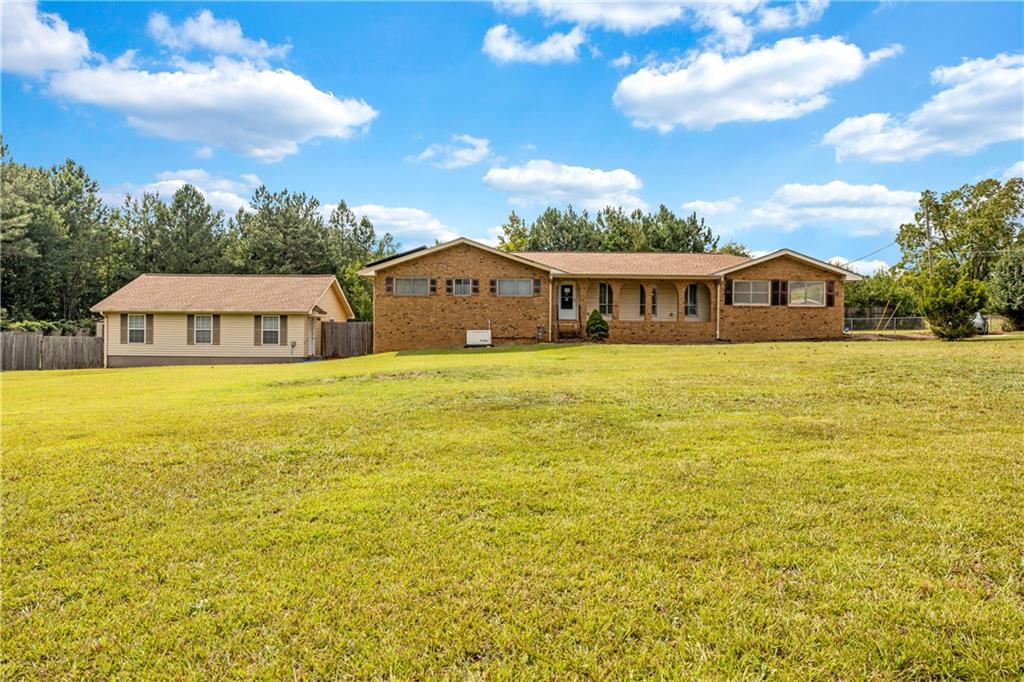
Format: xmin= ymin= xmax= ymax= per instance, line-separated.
xmin=105 ymin=313 xmax=310 ymax=360
xmin=653 ymin=285 xmax=678 ymax=322
xmin=312 ymin=285 xmax=350 ymax=356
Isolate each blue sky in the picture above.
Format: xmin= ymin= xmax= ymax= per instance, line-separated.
xmin=2 ymin=1 xmax=1022 ymax=272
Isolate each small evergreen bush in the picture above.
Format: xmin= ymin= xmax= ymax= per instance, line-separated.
xmin=988 ymin=248 xmax=1024 ymax=331
xmin=585 ymin=308 xmax=609 ymax=341
xmin=921 ymin=277 xmax=987 ymax=340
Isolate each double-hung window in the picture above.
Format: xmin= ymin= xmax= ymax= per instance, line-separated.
xmin=127 ymin=314 xmax=146 ymax=343
xmin=733 ymin=280 xmax=770 ymax=306
xmin=650 ymin=287 xmax=658 ymax=317
xmin=453 ymin=278 xmax=473 ymax=296
xmin=599 ymin=282 xmax=613 ymax=315
xmin=194 ymin=314 xmax=213 ymax=344
xmin=262 ymin=315 xmax=280 ymax=345
xmin=685 ymin=284 xmax=699 ymax=317
xmin=394 ymin=277 xmax=429 ymax=296
xmin=496 ymin=279 xmax=532 ymax=296
xmin=789 ymin=281 xmax=825 ymax=306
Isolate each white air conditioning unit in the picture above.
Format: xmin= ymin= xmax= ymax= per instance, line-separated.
xmin=466 ymin=329 xmax=492 ymax=347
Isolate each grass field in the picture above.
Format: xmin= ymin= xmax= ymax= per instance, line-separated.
xmin=4 ymin=337 xmax=1024 ymax=679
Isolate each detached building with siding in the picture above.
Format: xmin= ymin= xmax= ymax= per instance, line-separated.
xmin=90 ymin=274 xmax=354 ymax=367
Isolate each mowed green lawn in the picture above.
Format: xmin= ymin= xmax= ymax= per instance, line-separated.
xmin=3 ymin=338 xmax=1024 ymax=679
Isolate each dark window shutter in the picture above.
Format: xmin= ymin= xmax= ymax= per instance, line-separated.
xmin=826 ymin=280 xmax=836 ymax=307
xmin=429 ymin=278 xmax=437 ymax=295
xmin=472 ymin=279 xmax=480 ymax=295
xmin=385 ymin=276 xmax=393 ymax=294
xmin=145 ymin=314 xmax=154 ymax=344
xmin=254 ymin=315 xmax=262 ymax=345
xmin=533 ymin=278 xmax=541 ymax=296
xmin=445 ymin=278 xmax=453 ymax=295
xmin=771 ymin=280 xmax=780 ymax=306
xmin=639 ymin=285 xmax=646 ymax=315
xmin=780 ymin=281 xmax=789 ymax=306
xmin=279 ymin=316 xmax=288 ymax=346
xmin=120 ymin=314 xmax=127 ymax=344
xmin=187 ymin=314 xmax=195 ymax=345
xmin=489 ymin=279 xmax=497 ymax=295
xmin=213 ymin=315 xmax=221 ymax=345
xmin=724 ymin=279 xmax=733 ymax=305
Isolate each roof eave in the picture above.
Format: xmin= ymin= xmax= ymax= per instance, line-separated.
xmin=358 ymin=237 xmax=562 ymax=277
xmin=712 ymin=248 xmax=864 ymax=281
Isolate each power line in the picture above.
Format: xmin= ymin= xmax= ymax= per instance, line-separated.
xmin=843 ymin=240 xmax=898 ymax=265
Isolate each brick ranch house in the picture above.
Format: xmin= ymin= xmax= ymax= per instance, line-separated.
xmin=90 ymin=274 xmax=354 ymax=367
xmin=359 ymin=238 xmax=862 ymax=352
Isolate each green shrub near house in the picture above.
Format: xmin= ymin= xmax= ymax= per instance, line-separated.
xmin=585 ymin=308 xmax=609 ymax=340
xmin=920 ymin=277 xmax=987 ymax=340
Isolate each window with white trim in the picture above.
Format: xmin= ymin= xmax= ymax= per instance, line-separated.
xmin=651 ymin=287 xmax=657 ymax=317
xmin=733 ymin=280 xmax=770 ymax=306
xmin=453 ymin=278 xmax=473 ymax=296
xmin=394 ymin=277 xmax=429 ymax=296
xmin=262 ymin=315 xmax=280 ymax=345
xmin=789 ymin=280 xmax=825 ymax=306
xmin=194 ymin=314 xmax=212 ymax=344
xmin=496 ymin=278 xmax=532 ymax=296
xmin=599 ymin=282 xmax=613 ymax=315
xmin=128 ymin=314 xmax=146 ymax=343
xmin=685 ymin=284 xmax=699 ymax=317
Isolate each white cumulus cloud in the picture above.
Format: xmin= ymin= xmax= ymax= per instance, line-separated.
xmin=682 ymin=196 xmax=741 ymax=216
xmin=610 ymin=52 xmax=634 ymax=69
xmin=614 ymin=37 xmax=901 ymax=132
xmin=1003 ymin=161 xmax=1024 ymax=180
xmin=48 ymin=56 xmax=378 ymax=162
xmin=483 ymin=159 xmax=646 ymax=211
xmin=495 ymin=1 xmax=828 ymax=51
xmin=414 ymin=134 xmax=492 ymax=169
xmin=823 ymin=53 xmax=1024 ymax=161
xmin=105 ymin=169 xmax=262 ymax=214
xmin=146 ymin=9 xmax=290 ymax=61
xmin=0 ymin=0 xmax=90 ymax=76
xmin=482 ymin=24 xmax=586 ymax=64
xmin=824 ymin=53 xmax=1024 ymax=162
xmin=749 ymin=180 xmax=918 ymax=236
xmin=348 ymin=205 xmax=458 ymax=245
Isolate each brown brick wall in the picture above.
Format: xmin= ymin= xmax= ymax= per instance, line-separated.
xmin=718 ymin=256 xmax=845 ymax=342
xmin=369 ymin=249 xmax=847 ymax=351
xmin=372 ymin=243 xmax=551 ymax=352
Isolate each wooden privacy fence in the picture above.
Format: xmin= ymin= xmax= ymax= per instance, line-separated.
xmin=320 ymin=322 xmax=373 ymax=359
xmin=1 ymin=333 xmax=104 ymax=371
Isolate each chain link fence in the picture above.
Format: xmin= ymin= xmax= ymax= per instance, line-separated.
xmin=844 ymin=316 xmax=928 ymax=332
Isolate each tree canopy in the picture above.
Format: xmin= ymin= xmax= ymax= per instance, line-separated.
xmin=0 ymin=144 xmax=396 ymax=323
xmin=495 ymin=205 xmax=735 ymax=254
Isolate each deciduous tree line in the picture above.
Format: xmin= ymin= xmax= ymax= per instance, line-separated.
xmin=1 ymin=143 xmax=397 ymax=324
xmin=845 ymin=177 xmax=1024 ymax=337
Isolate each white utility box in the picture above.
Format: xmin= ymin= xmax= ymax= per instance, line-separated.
xmin=466 ymin=329 xmax=492 ymax=347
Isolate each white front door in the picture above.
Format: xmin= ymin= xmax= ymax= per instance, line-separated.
xmin=558 ymin=283 xmax=576 ymax=320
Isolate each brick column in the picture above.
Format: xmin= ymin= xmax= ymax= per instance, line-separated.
xmin=643 ymin=281 xmax=654 ymax=321
xmin=578 ymin=280 xmax=590 ymax=322
xmin=675 ymin=281 xmax=688 ymax=324
xmin=611 ymin=281 xmax=622 ymax=320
